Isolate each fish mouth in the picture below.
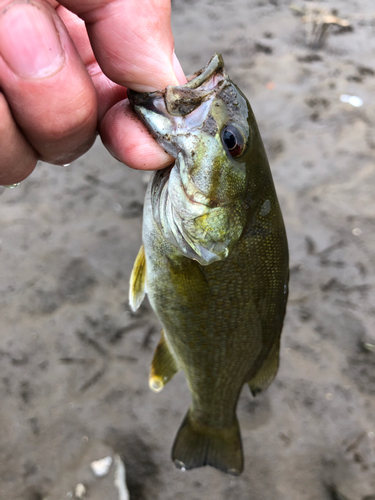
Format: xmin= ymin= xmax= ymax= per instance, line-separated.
xmin=128 ymin=53 xmax=225 ymax=119
xmin=127 ymin=54 xmax=227 ymax=160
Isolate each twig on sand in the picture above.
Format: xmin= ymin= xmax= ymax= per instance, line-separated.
xmin=290 ymin=3 xmax=352 ymax=48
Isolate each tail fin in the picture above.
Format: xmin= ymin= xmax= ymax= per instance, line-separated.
xmin=171 ymin=410 xmax=243 ymax=476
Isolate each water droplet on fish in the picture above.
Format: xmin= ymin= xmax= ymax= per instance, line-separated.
xmin=4 ymin=183 xmax=20 ymax=188
xmin=63 ymin=163 xmax=71 ymax=167
xmin=352 ymin=228 xmax=362 ymax=236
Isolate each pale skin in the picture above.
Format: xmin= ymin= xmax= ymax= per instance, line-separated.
xmin=0 ymin=0 xmax=186 ymax=186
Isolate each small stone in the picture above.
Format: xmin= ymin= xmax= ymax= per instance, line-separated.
xmin=74 ymin=483 xmax=86 ymax=499
xmin=90 ymin=455 xmax=113 ymax=477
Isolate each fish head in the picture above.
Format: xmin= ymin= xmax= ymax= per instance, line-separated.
xmin=128 ymin=54 xmax=260 ymax=265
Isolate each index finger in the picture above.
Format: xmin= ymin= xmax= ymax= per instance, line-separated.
xmin=58 ymin=0 xmax=185 ymax=92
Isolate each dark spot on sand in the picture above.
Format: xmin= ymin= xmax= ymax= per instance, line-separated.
xmin=347 ymin=75 xmax=362 ymax=83
xmin=58 ymin=258 xmax=96 ymax=303
xmin=297 ymin=54 xmax=322 ymax=63
xmin=25 ymin=487 xmax=43 ymax=500
xmin=19 ymin=381 xmax=32 ymax=404
xmin=255 ymin=42 xmax=273 ymax=54
xmin=357 ymin=66 xmax=374 ymax=76
xmin=346 ymin=348 xmax=375 ymax=395
xmin=104 ymin=428 xmax=158 ymax=500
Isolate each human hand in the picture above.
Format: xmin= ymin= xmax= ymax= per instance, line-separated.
xmin=0 ymin=0 xmax=186 ymax=186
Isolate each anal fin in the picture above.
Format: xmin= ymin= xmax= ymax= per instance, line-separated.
xmin=150 ymin=331 xmax=179 ymax=392
xmin=248 ymin=339 xmax=280 ymax=397
xmin=129 ymin=245 xmax=146 ymax=312
xmin=172 ymin=409 xmax=243 ymax=476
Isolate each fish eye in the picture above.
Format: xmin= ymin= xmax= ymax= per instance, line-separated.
xmin=221 ymin=124 xmax=246 ymax=158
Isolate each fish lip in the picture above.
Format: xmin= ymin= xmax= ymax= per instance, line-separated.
xmin=183 ymin=53 xmax=224 ymax=89
xmin=127 ymin=90 xmax=164 ymax=111
xmin=127 ymin=53 xmax=226 ymax=118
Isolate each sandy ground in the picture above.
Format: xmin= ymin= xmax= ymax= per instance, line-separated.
xmin=1 ymin=1 xmax=375 ymax=499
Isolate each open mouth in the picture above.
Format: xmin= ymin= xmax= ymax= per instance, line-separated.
xmin=128 ymin=53 xmax=226 ymax=120
xmin=127 ymin=53 xmax=229 ymax=167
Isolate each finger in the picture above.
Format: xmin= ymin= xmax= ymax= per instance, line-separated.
xmin=58 ymin=0 xmax=186 ymax=91
xmin=0 ymin=0 xmax=97 ymax=165
xmin=57 ymin=0 xmax=185 ymax=170
xmin=173 ymin=52 xmax=187 ymax=86
xmin=57 ymin=5 xmax=127 ymax=122
xmin=0 ymin=93 xmax=38 ymax=185
xmin=100 ymin=100 xmax=173 ymax=171
xmin=57 ymin=1 xmax=183 ymax=169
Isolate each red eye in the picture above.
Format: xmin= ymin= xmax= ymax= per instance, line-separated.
xmin=222 ymin=124 xmax=245 ymax=157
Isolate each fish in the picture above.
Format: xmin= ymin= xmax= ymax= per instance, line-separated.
xmin=127 ymin=54 xmax=289 ymax=476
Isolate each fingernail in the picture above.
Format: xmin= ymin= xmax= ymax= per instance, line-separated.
xmin=173 ymin=52 xmax=187 ymax=85
xmin=0 ymin=2 xmax=64 ymax=78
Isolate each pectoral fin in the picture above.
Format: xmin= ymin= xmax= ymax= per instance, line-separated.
xmin=129 ymin=245 xmax=146 ymax=312
xmin=248 ymin=339 xmax=280 ymax=396
xmin=150 ymin=331 xmax=179 ymax=392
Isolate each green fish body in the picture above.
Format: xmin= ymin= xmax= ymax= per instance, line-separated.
xmin=128 ymin=54 xmax=289 ymax=476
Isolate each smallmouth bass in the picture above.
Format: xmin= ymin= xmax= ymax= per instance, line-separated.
xmin=128 ymin=54 xmax=289 ymax=475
